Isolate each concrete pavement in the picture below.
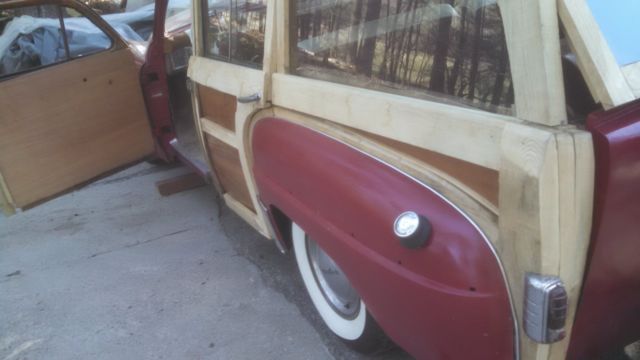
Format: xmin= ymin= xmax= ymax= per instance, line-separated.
xmin=0 ymin=163 xmax=410 ymax=360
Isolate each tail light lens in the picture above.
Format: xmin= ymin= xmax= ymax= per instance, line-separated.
xmin=524 ymin=273 xmax=568 ymax=343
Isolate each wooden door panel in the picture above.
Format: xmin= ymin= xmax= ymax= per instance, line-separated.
xmin=0 ymin=48 xmax=154 ymax=208
xmin=204 ymin=134 xmax=255 ymax=211
xmin=198 ymin=85 xmax=237 ymax=131
xmin=188 ymin=57 xmax=269 ymax=234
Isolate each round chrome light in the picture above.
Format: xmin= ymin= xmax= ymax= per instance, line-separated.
xmin=394 ymin=211 xmax=421 ymax=238
xmin=393 ymin=211 xmax=432 ymax=249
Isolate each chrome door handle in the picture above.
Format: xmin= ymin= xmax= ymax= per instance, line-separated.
xmin=237 ymin=93 xmax=261 ymax=104
xmin=393 ymin=211 xmax=432 ymax=249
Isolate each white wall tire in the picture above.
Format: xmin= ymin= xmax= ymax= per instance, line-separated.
xmin=292 ymin=222 xmax=392 ymax=353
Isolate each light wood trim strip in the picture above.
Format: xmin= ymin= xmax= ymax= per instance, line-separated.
xmin=188 ymin=56 xmax=264 ymax=98
xmin=190 ymin=0 xmax=202 ymax=57
xmin=223 ymin=193 xmax=266 ymax=236
xmin=262 ymin=0 xmax=277 ymax=104
xmin=558 ymin=0 xmax=635 ymax=108
xmin=272 ymin=73 xmax=509 ymax=170
xmin=548 ymin=130 xmax=595 ymax=359
xmin=201 ymin=117 xmax=238 ymax=148
xmin=499 ymin=124 xmax=559 ymax=358
xmin=498 ymin=123 xmax=595 ymax=359
xmin=499 ymin=0 xmax=567 ymax=125
xmin=275 ymin=0 xmax=291 ymax=74
xmin=0 ymin=171 xmax=15 ymax=216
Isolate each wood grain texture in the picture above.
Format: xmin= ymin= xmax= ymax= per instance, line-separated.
xmin=0 ymin=171 xmax=15 ymax=216
xmin=499 ymin=124 xmax=559 ymax=359
xmin=547 ymin=129 xmax=594 ymax=359
xmin=188 ymin=57 xmax=264 ymax=100
xmin=499 ymin=0 xmax=567 ymax=125
xmin=352 ymin=129 xmax=499 ymax=209
xmin=155 ymin=171 xmax=206 ymax=196
xmin=201 ymin=117 xmax=238 ymax=147
xmin=274 ymin=0 xmax=290 ymax=74
xmin=498 ymin=123 xmax=595 ymax=360
xmin=205 ymin=134 xmax=255 ymax=212
xmin=223 ymin=193 xmax=262 ymax=232
xmin=189 ymin=43 xmax=274 ymax=237
xmin=558 ymin=0 xmax=634 ymax=108
xmin=272 ymin=73 xmax=509 ymax=170
xmin=0 ymin=49 xmax=154 ymax=208
xmin=235 ymin=101 xmax=273 ymax=238
xmin=197 ymin=85 xmax=237 ymax=131
xmin=190 ymin=0 xmax=202 ymax=57
xmin=262 ymin=0 xmax=277 ymax=103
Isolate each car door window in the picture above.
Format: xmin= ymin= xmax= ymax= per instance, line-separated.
xmin=0 ymin=5 xmax=67 ymax=77
xmin=62 ymin=7 xmax=112 ymax=58
xmin=203 ymin=0 xmax=267 ymax=68
xmin=291 ymin=0 xmax=513 ymax=114
xmin=0 ymin=4 xmax=113 ymax=78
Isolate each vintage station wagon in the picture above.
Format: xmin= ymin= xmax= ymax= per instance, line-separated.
xmin=1 ymin=0 xmax=639 ymax=359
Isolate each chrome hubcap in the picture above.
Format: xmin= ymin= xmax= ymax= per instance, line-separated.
xmin=306 ymin=236 xmax=361 ymax=319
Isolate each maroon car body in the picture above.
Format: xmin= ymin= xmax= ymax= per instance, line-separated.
xmin=252 ymin=118 xmax=516 ymax=359
xmin=568 ymin=99 xmax=640 ymax=358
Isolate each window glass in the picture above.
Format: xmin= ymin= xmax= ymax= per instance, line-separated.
xmin=587 ymin=0 xmax=640 ymax=66
xmin=0 ymin=5 xmax=113 ymax=78
xmin=204 ymin=0 xmax=267 ymax=68
xmin=204 ymin=1 xmax=231 ymax=59
xmin=0 ymin=5 xmax=67 ymax=77
xmin=62 ymin=7 xmax=112 ymax=58
xmin=100 ymin=2 xmax=154 ymax=43
xmin=165 ymin=0 xmax=192 ymax=35
xmin=292 ymin=0 xmax=514 ymax=114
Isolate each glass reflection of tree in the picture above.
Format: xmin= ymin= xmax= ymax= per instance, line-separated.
xmin=295 ymin=0 xmax=514 ymax=114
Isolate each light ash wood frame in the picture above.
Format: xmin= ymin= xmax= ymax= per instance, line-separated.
xmin=559 ymin=0 xmax=638 ymax=108
xmin=187 ymin=0 xmax=277 ymax=237
xmin=0 ymin=173 xmax=16 ymax=216
xmin=188 ymin=1 xmax=596 ymax=359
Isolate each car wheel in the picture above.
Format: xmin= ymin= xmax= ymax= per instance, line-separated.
xmin=292 ymin=222 xmax=391 ymax=353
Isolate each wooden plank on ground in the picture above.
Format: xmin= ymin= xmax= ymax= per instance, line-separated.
xmin=155 ymin=172 xmax=206 ymax=197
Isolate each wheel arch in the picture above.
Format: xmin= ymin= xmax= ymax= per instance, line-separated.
xmin=251 ymin=115 xmax=517 ymax=359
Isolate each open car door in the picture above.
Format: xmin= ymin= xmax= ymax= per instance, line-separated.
xmin=0 ymin=0 xmax=155 ymax=215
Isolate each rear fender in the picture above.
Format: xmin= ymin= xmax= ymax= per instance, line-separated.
xmin=251 ymin=117 xmax=516 ymax=360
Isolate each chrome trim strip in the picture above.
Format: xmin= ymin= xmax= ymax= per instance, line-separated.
xmin=293 ymin=123 xmax=521 ymax=360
